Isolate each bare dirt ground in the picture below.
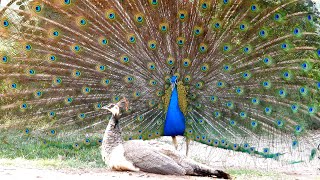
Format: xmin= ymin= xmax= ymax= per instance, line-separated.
xmin=0 ymin=165 xmax=320 ymax=180
xmin=1 ymin=136 xmax=319 ymax=180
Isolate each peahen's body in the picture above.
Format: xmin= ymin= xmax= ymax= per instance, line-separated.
xmin=0 ymin=0 xmax=320 ymax=166
xmin=100 ymin=99 xmax=230 ymax=179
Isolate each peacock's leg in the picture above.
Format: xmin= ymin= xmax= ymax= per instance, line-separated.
xmin=172 ymin=136 xmax=178 ymax=150
xmin=186 ymin=138 xmax=190 ymax=157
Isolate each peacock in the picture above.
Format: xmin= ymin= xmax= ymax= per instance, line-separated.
xmin=0 ymin=0 xmax=320 ymax=168
xmin=100 ymin=98 xmax=230 ymax=179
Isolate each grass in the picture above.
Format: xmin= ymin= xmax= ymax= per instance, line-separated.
xmin=0 ymin=130 xmax=105 ymax=169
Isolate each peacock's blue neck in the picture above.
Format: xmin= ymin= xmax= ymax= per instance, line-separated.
xmin=164 ymin=85 xmax=186 ymax=136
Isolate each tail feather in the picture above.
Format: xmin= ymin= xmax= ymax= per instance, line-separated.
xmin=0 ymin=0 xmax=319 ymax=167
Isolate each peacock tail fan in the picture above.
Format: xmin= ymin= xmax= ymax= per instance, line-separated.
xmin=0 ymin=0 xmax=319 ymax=165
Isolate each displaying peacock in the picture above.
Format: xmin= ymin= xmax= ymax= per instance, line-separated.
xmin=0 ymin=0 xmax=320 ymax=167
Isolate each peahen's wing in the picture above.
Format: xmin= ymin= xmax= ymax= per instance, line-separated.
xmin=123 ymin=140 xmax=186 ymax=175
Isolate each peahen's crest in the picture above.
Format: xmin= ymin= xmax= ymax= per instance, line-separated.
xmin=0 ymin=0 xmax=320 ymax=167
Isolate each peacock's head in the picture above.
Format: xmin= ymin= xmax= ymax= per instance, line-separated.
xmin=170 ymin=75 xmax=178 ymax=84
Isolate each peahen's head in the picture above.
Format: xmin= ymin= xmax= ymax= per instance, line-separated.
xmin=102 ymin=103 xmax=120 ymax=116
xmin=102 ymin=98 xmax=129 ymax=118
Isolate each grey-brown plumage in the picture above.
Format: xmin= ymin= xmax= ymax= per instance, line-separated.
xmin=101 ymin=98 xmax=230 ymax=179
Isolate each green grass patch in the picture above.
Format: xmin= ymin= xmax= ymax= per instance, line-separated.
xmin=0 ymin=130 xmax=105 ymax=168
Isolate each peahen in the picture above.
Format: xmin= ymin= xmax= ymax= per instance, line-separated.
xmin=100 ymin=98 xmax=230 ymax=178
xmin=0 ymin=0 xmax=320 ymax=167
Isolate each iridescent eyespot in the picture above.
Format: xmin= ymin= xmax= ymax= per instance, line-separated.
xmin=34 ymin=5 xmax=42 ymax=12
xmin=101 ymin=78 xmax=111 ymax=86
xmin=120 ymin=55 xmax=130 ymax=64
xmin=274 ymin=13 xmax=281 ymax=21
xmin=278 ymin=89 xmax=286 ymax=98
xmin=20 ymin=103 xmax=28 ymax=109
xmin=78 ymin=113 xmax=86 ymax=119
xmin=176 ymin=37 xmax=186 ymax=47
xmin=125 ymin=75 xmax=134 ymax=83
xmin=127 ymin=33 xmax=136 ymax=44
xmin=235 ymin=87 xmax=244 ymax=95
xmin=159 ymin=22 xmax=169 ymax=33
xmin=291 ymin=104 xmax=299 ymax=113
xmin=25 ymin=44 xmax=32 ymax=51
xmin=11 ymin=83 xmax=17 ymax=89
xmin=213 ymin=111 xmax=221 ymax=118
xmin=73 ymin=70 xmax=81 ymax=77
xmin=148 ymin=40 xmax=157 ymax=50
xmin=106 ymin=9 xmax=116 ymax=21
xmin=214 ymin=22 xmax=221 ymax=29
xmin=182 ymin=58 xmax=191 ymax=67
xmin=262 ymin=81 xmax=271 ymax=89
xmin=48 ymin=111 xmax=56 ymax=118
xmin=134 ymin=13 xmax=145 ymax=24
xmin=251 ymin=5 xmax=258 ymax=11
xmin=184 ymin=75 xmax=191 ymax=83
xmin=242 ymin=71 xmax=251 ymax=80
xmin=193 ymin=26 xmax=203 ymax=36
xmin=217 ymin=81 xmax=225 ymax=88
xmin=293 ymin=28 xmax=300 ymax=35
xmin=251 ymin=98 xmax=259 ymax=105
xmin=223 ymin=64 xmax=231 ymax=72
xmin=308 ymin=106 xmax=316 ymax=114
xmin=281 ymin=43 xmax=289 ymax=50
xmin=53 ymin=77 xmax=62 ymax=85
xmin=223 ymin=44 xmax=231 ymax=52
xmin=28 ymin=69 xmax=36 ymax=75
xmin=64 ymin=0 xmax=71 ymax=5
xmin=239 ymin=111 xmax=247 ymax=118
xmin=149 ymin=0 xmax=159 ymax=6
xmin=149 ymin=79 xmax=157 ymax=86
xmin=201 ymin=63 xmax=209 ymax=72
xmin=230 ymin=120 xmax=236 ymax=126
xmin=199 ymin=43 xmax=208 ymax=53
xmin=65 ymin=97 xmax=73 ymax=104
xmin=299 ymin=87 xmax=308 ymax=96
xmin=276 ymin=119 xmax=283 ymax=127
xmin=77 ymin=17 xmax=88 ymax=26
xmin=265 ymin=107 xmax=272 ymax=114
xmin=3 ymin=20 xmax=9 ymax=27
xmin=82 ymin=87 xmax=91 ymax=94
xmin=178 ymin=10 xmax=188 ymax=21
xmin=239 ymin=24 xmax=246 ymax=30
xmin=34 ymin=91 xmax=43 ymax=98
xmin=73 ymin=45 xmax=81 ymax=52
xmin=166 ymin=56 xmax=175 ymax=66
xmin=1 ymin=55 xmax=9 ymax=63
xmin=147 ymin=62 xmax=156 ymax=70
xmin=259 ymin=30 xmax=267 ymax=38
xmin=250 ymin=121 xmax=257 ymax=127
xmin=295 ymin=125 xmax=302 ymax=133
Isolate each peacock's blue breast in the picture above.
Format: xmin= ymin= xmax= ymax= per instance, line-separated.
xmin=164 ymin=86 xmax=186 ymax=136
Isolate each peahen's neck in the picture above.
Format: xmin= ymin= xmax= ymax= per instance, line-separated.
xmin=101 ymin=114 xmax=123 ymax=162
